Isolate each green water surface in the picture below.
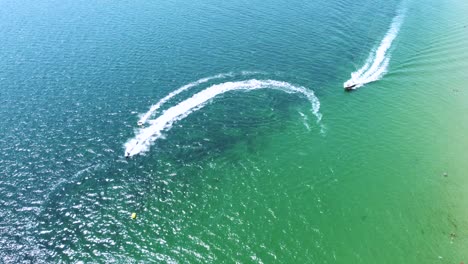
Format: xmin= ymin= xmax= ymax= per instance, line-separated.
xmin=0 ymin=0 xmax=467 ymax=263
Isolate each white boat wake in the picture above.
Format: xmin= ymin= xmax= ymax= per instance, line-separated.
xmin=344 ymin=8 xmax=406 ymax=90
xmin=137 ymin=71 xmax=265 ymax=126
xmin=125 ymin=79 xmax=323 ymax=157
xmin=137 ymin=73 xmax=233 ymax=126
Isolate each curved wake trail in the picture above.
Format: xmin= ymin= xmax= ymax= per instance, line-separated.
xmin=125 ymin=79 xmax=322 ymax=157
xmin=138 ymin=73 xmax=233 ymax=125
xmin=138 ymin=71 xmax=265 ymax=125
xmin=344 ymin=8 xmax=406 ymax=89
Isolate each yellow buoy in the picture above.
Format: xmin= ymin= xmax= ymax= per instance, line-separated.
xmin=131 ymin=212 xmax=137 ymax=219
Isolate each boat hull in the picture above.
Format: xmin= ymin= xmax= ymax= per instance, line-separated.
xmin=344 ymin=84 xmax=357 ymax=91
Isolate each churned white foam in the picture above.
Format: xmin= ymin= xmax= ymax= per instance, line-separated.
xmin=344 ymin=9 xmax=406 ymax=89
xmin=125 ymin=79 xmax=323 ymax=157
xmin=138 ymin=71 xmax=267 ymax=125
xmin=138 ymin=73 xmax=233 ymax=125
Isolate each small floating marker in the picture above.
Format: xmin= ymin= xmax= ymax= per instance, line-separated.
xmin=131 ymin=212 xmax=137 ymax=219
xmin=443 ymin=172 xmax=448 ymax=177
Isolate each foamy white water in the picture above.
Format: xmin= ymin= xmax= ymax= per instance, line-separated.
xmin=138 ymin=73 xmax=233 ymax=125
xmin=138 ymin=71 xmax=266 ymax=125
xmin=126 ymin=79 xmax=323 ymax=157
xmin=344 ymin=9 xmax=406 ymax=89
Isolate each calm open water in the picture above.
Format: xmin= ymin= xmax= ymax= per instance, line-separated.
xmin=1 ymin=0 xmax=467 ymax=262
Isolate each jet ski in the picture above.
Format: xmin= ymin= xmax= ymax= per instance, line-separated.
xmin=125 ymin=141 xmax=140 ymax=158
xmin=344 ymin=83 xmax=357 ymax=91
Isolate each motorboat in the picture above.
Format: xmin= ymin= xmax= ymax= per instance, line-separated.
xmin=125 ymin=141 xmax=139 ymax=158
xmin=344 ymin=83 xmax=357 ymax=91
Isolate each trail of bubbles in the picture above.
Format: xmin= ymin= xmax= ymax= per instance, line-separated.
xmin=138 ymin=71 xmax=266 ymax=125
xmin=344 ymin=8 xmax=406 ymax=90
xmin=125 ymin=79 xmax=322 ymax=157
xmin=138 ymin=73 xmax=233 ymax=125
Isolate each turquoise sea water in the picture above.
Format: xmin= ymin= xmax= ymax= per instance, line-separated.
xmin=1 ymin=0 xmax=467 ymax=262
